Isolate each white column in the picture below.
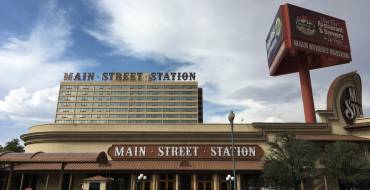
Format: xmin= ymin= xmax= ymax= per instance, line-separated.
xmin=131 ymin=174 xmax=136 ymax=190
xmin=44 ymin=174 xmax=50 ymax=190
xmin=68 ymin=174 xmax=73 ymax=190
xmin=100 ymin=182 xmax=107 ymax=190
xmin=151 ymin=174 xmax=157 ymax=190
xmin=192 ymin=174 xmax=197 ymax=190
xmin=19 ymin=173 xmax=24 ymax=190
xmin=236 ymin=175 xmax=241 ymax=190
xmin=212 ymin=174 xmax=218 ymax=190
xmin=175 ymin=174 xmax=180 ymax=190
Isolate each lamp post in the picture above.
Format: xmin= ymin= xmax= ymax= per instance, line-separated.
xmin=137 ymin=174 xmax=147 ymax=190
xmin=228 ymin=111 xmax=236 ymax=190
xmin=226 ymin=174 xmax=235 ymax=190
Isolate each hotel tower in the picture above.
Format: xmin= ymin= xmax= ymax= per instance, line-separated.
xmin=55 ymin=72 xmax=203 ymax=124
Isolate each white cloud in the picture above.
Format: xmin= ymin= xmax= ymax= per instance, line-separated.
xmin=0 ymin=87 xmax=58 ymax=121
xmin=87 ymin=0 xmax=305 ymax=122
xmin=88 ymin=0 xmax=370 ymax=123
xmin=0 ymin=1 xmax=95 ymax=141
xmin=264 ymin=117 xmax=286 ymax=123
xmin=0 ymin=1 xmax=80 ymax=92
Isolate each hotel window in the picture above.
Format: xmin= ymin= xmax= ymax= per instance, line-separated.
xmin=159 ymin=174 xmax=175 ymax=190
xmin=130 ymin=102 xmax=146 ymax=106
xmin=112 ymin=85 xmax=123 ymax=89
xmin=129 ymin=108 xmax=145 ymax=112
xmin=146 ymin=114 xmax=163 ymax=118
xmin=197 ymin=175 xmax=212 ymax=190
xmin=130 ymin=96 xmax=146 ymax=101
xmin=109 ymin=120 xmax=128 ymax=124
xmin=131 ymin=85 xmax=146 ymax=89
xmin=146 ymin=108 xmax=163 ymax=112
xmin=56 ymin=120 xmax=73 ymax=124
xmin=61 ymin=85 xmax=77 ymax=90
xmin=179 ymin=175 xmax=192 ymax=190
xmin=59 ymin=97 xmax=76 ymax=101
xmin=95 ymin=85 xmax=109 ymax=90
xmin=148 ymin=85 xmax=163 ymax=89
xmin=80 ymin=86 xmax=87 ymax=89
xmin=128 ymin=114 xmax=146 ymax=118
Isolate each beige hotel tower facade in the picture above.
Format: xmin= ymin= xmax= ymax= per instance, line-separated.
xmin=56 ymin=72 xmax=203 ymax=124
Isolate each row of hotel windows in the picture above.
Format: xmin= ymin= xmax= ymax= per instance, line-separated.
xmin=57 ymin=108 xmax=198 ymax=113
xmin=59 ymin=96 xmax=197 ymax=101
xmin=55 ymin=119 xmax=198 ymax=124
xmin=58 ymin=102 xmax=197 ymax=107
xmin=59 ymin=90 xmax=197 ymax=95
xmin=60 ymin=85 xmax=197 ymax=90
xmin=56 ymin=114 xmax=197 ymax=119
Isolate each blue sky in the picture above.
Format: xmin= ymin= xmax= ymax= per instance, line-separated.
xmin=0 ymin=0 xmax=370 ymax=144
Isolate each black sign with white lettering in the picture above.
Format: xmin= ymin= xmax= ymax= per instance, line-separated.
xmin=340 ymin=87 xmax=363 ymax=124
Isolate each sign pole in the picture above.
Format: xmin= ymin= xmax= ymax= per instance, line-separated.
xmin=297 ymin=55 xmax=316 ymax=123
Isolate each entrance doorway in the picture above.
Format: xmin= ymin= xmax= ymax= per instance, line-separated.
xmin=159 ymin=174 xmax=175 ymax=190
xmin=197 ymin=175 xmax=212 ymax=190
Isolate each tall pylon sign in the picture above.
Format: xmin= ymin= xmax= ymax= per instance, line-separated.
xmin=266 ymin=4 xmax=351 ymax=123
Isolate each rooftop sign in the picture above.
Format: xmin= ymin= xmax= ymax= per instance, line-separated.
xmin=266 ymin=4 xmax=351 ymax=76
xmin=63 ymin=72 xmax=196 ymax=82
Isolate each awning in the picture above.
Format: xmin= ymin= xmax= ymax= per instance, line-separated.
xmin=0 ymin=152 xmax=108 ymax=164
xmin=12 ymin=160 xmax=264 ymax=171
xmin=296 ymin=134 xmax=370 ymax=142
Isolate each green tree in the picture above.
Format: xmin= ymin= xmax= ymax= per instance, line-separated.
xmin=321 ymin=141 xmax=370 ymax=190
xmin=263 ymin=133 xmax=317 ymax=190
xmin=0 ymin=138 xmax=24 ymax=152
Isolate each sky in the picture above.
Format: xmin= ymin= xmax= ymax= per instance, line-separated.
xmin=0 ymin=0 xmax=369 ymax=144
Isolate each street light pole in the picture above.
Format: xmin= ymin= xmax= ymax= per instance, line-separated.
xmin=226 ymin=174 xmax=235 ymax=190
xmin=137 ymin=174 xmax=147 ymax=190
xmin=228 ymin=111 xmax=236 ymax=190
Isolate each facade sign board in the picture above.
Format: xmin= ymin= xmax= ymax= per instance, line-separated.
xmin=108 ymin=144 xmax=264 ymax=161
xmin=289 ymin=5 xmax=350 ymax=59
xmin=266 ymin=4 xmax=351 ymax=76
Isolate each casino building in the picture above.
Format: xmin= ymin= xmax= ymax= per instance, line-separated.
xmin=1 ymin=3 xmax=370 ymax=190
xmin=0 ymin=71 xmax=369 ymax=190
